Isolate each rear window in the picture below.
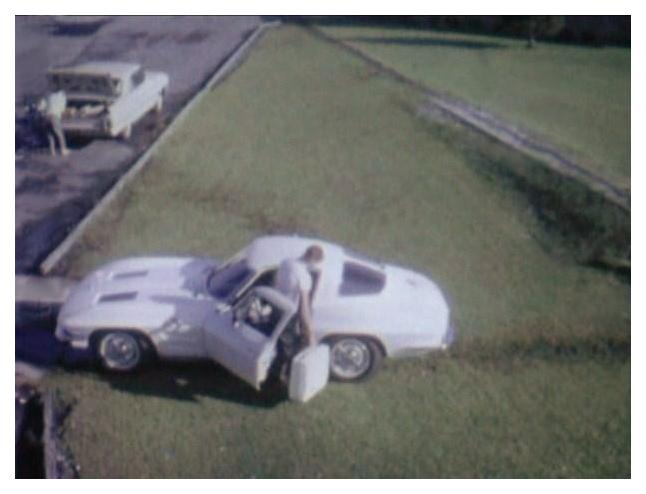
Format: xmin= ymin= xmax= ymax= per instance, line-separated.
xmin=342 ymin=247 xmax=384 ymax=268
xmin=339 ymin=262 xmax=386 ymax=296
xmin=49 ymin=73 xmax=120 ymax=96
xmin=131 ymin=69 xmax=145 ymax=87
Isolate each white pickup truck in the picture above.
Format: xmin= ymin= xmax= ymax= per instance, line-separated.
xmin=46 ymin=61 xmax=169 ymax=139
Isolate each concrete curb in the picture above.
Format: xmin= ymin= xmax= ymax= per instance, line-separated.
xmin=40 ymin=21 xmax=280 ymax=275
xmin=305 ymin=23 xmax=630 ymax=213
xmin=16 ymin=275 xmax=78 ymax=304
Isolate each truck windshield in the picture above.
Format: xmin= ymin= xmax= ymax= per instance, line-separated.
xmin=49 ymin=73 xmax=120 ymax=97
xmin=207 ymin=259 xmax=254 ymax=302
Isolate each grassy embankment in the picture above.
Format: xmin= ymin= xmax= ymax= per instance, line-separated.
xmin=317 ymin=23 xmax=631 ymax=190
xmin=44 ymin=25 xmax=630 ymax=477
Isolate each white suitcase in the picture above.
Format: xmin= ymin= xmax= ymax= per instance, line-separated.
xmin=288 ymin=344 xmax=330 ymax=403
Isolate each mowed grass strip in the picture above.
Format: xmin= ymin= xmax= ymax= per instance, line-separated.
xmin=318 ymin=24 xmax=631 ymax=188
xmin=50 ymin=26 xmax=629 ymax=477
xmin=49 ymin=356 xmax=628 ymax=478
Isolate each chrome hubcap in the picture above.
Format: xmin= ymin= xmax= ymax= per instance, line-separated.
xmin=99 ymin=333 xmax=140 ymax=371
xmin=330 ymin=338 xmax=371 ymax=379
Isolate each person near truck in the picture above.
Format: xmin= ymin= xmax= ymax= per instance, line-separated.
xmin=38 ymin=90 xmax=69 ymax=157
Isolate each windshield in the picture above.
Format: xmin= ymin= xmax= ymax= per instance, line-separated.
xmin=207 ymin=258 xmax=254 ymax=302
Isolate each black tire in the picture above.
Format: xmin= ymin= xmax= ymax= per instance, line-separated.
xmin=119 ymin=124 xmax=132 ymax=140
xmin=326 ymin=336 xmax=384 ymax=383
xmin=91 ymin=330 xmax=154 ymax=373
xmin=154 ymin=94 xmax=164 ymax=114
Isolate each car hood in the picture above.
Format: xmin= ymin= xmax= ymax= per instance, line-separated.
xmin=59 ymin=256 xmax=219 ymax=329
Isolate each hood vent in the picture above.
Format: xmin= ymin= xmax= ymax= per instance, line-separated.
xmin=112 ymin=270 xmax=148 ymax=280
xmin=98 ymin=291 xmax=138 ymax=303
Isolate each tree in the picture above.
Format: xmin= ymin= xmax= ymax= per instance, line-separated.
xmin=525 ymin=16 xmax=566 ymax=47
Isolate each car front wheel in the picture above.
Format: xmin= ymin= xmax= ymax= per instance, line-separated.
xmin=93 ymin=331 xmax=151 ymax=372
xmin=327 ymin=336 xmax=383 ymax=382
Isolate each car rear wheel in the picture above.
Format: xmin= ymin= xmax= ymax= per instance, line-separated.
xmin=93 ymin=331 xmax=152 ymax=372
xmin=119 ymin=124 xmax=132 ymax=140
xmin=327 ymin=336 xmax=383 ymax=382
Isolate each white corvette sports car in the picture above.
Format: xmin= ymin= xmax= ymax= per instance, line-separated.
xmin=56 ymin=236 xmax=454 ymax=396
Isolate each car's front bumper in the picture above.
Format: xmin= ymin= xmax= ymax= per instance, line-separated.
xmin=55 ymin=325 xmax=91 ymax=349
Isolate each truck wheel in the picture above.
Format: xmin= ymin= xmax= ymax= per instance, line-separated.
xmin=119 ymin=124 xmax=132 ymax=140
xmin=327 ymin=336 xmax=383 ymax=382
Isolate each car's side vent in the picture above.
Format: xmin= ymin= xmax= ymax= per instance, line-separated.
xmin=98 ymin=291 xmax=138 ymax=303
xmin=112 ymin=270 xmax=148 ymax=280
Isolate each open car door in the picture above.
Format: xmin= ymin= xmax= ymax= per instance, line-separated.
xmin=203 ymin=287 xmax=295 ymax=390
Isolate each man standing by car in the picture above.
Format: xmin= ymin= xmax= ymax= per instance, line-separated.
xmin=274 ymin=245 xmax=324 ymax=347
xmin=38 ymin=90 xmax=69 ymax=157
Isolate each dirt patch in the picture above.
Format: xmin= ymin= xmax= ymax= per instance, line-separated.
xmin=16 ymin=175 xmax=59 ymax=195
xmin=123 ymin=31 xmax=168 ymax=48
xmin=178 ymin=30 xmax=210 ymax=44
xmin=15 ymin=162 xmax=131 ymax=274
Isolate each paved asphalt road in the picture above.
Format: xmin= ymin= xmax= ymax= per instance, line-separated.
xmin=15 ymin=15 xmax=261 ymax=273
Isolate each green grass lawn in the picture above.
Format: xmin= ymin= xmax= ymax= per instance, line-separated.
xmin=318 ymin=24 xmax=631 ymax=189
xmin=46 ymin=25 xmax=630 ymax=477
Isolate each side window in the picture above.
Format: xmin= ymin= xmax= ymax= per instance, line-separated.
xmin=339 ymin=262 xmax=386 ymax=296
xmin=131 ymin=69 xmax=145 ymax=88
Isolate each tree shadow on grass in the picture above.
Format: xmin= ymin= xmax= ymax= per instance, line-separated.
xmin=286 ymin=16 xmax=422 ymax=31
xmin=343 ymin=35 xmax=506 ymax=50
xmin=99 ymin=361 xmax=286 ymax=409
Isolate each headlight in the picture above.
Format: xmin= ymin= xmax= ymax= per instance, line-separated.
xmin=56 ymin=325 xmax=73 ymax=340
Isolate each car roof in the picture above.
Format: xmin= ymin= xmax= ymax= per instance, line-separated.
xmin=243 ymin=236 xmax=390 ymax=305
xmin=48 ymin=61 xmax=141 ymax=80
xmin=244 ymin=235 xmax=345 ymax=271
xmin=244 ymin=235 xmax=384 ymax=274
